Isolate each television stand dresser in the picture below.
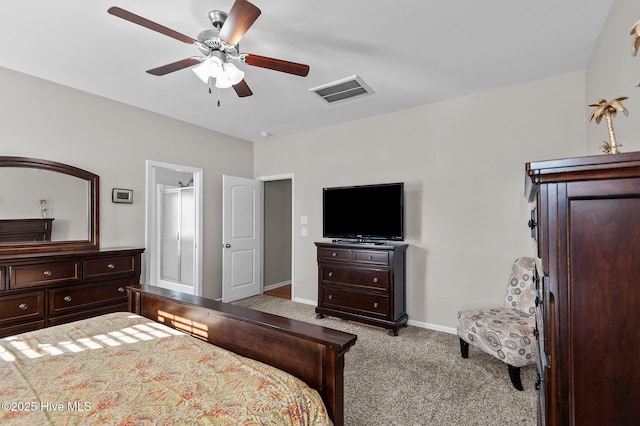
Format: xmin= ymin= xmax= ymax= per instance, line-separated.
xmin=315 ymin=241 xmax=408 ymax=335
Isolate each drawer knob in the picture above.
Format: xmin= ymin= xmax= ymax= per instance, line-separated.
xmin=373 ymin=302 xmax=379 ymax=308
xmin=328 ymin=271 xmax=333 ymax=277
xmin=107 ymin=263 xmax=116 ymax=269
xmin=43 ymin=270 xmax=52 ymax=277
xmin=118 ymin=287 xmax=125 ymax=293
xmin=328 ymin=294 xmax=333 ymax=300
xmin=332 ymin=252 xmax=337 ymax=257
xmin=368 ymin=255 xmax=373 ymax=260
xmin=373 ymin=277 xmax=379 ymax=283
xmin=19 ymin=303 xmax=28 ymax=310
xmin=64 ymin=296 xmax=72 ymax=302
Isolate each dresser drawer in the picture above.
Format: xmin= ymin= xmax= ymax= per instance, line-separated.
xmin=0 ymin=219 xmax=53 ymax=243
xmin=84 ymin=255 xmax=138 ymax=279
xmin=10 ymin=261 xmax=82 ymax=290
xmin=321 ymin=265 xmax=389 ymax=290
xmin=0 ymin=291 xmax=45 ymax=326
xmin=353 ymin=250 xmax=389 ymax=265
xmin=49 ymin=279 xmax=130 ymax=316
xmin=320 ymin=285 xmax=389 ymax=318
xmin=0 ymin=219 xmax=49 ymax=233
xmin=318 ymin=248 xmax=351 ymax=262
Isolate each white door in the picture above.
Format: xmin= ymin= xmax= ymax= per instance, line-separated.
xmin=222 ymin=175 xmax=262 ymax=302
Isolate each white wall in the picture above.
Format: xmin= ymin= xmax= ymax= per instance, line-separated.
xmin=2 ymin=32 xmax=621 ymax=329
xmin=0 ymin=66 xmax=254 ymax=300
xmin=255 ymin=71 xmax=588 ymax=329
xmin=586 ymin=0 xmax=640 ymax=153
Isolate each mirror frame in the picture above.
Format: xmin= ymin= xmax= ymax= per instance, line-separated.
xmin=0 ymin=156 xmax=99 ymax=255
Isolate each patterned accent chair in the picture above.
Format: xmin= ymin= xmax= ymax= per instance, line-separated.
xmin=457 ymin=257 xmax=537 ymax=390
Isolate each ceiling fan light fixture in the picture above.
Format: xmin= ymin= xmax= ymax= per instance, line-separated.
xmin=216 ymin=62 xmax=244 ymax=88
xmin=192 ymin=52 xmax=243 ymax=89
xmin=192 ymin=57 xmax=221 ymax=83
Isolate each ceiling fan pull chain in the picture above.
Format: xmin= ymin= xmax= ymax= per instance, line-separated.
xmin=217 ymin=87 xmax=221 ymax=107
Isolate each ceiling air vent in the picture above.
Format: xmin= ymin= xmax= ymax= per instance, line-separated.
xmin=309 ymin=75 xmax=373 ymax=104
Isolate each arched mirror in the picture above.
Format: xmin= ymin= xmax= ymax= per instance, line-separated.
xmin=0 ymin=156 xmax=99 ymax=255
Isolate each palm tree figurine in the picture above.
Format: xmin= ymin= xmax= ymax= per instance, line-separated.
xmin=588 ymin=97 xmax=628 ymax=154
xmin=632 ymin=19 xmax=640 ymax=86
xmin=631 ymin=19 xmax=640 ymax=56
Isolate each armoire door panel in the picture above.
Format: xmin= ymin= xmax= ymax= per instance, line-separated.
xmin=567 ymin=196 xmax=640 ymax=426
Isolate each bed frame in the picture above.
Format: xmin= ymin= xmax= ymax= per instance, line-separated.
xmin=128 ymin=285 xmax=357 ymax=425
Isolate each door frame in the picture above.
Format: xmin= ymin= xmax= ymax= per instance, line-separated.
xmin=145 ymin=160 xmax=203 ymax=296
xmin=257 ymin=173 xmax=295 ymax=299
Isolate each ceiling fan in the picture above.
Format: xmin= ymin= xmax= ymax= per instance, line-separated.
xmin=108 ymin=0 xmax=310 ymax=98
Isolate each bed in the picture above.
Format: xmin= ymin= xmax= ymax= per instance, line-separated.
xmin=0 ymin=285 xmax=357 ymax=425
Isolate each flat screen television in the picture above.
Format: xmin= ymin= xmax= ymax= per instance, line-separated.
xmin=322 ymin=182 xmax=404 ymax=241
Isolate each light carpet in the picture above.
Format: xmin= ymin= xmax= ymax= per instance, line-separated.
xmin=233 ymin=295 xmax=537 ymax=426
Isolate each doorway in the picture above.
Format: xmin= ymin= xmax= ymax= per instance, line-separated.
xmin=260 ymin=174 xmax=293 ymax=300
xmin=146 ymin=160 xmax=203 ymax=296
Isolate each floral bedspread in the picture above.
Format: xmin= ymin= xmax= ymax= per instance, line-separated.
xmin=0 ymin=312 xmax=332 ymax=425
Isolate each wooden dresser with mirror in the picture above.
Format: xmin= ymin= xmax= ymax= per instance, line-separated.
xmin=0 ymin=156 xmax=144 ymax=338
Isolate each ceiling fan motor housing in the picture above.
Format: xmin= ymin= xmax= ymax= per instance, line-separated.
xmin=197 ymin=11 xmax=239 ymax=57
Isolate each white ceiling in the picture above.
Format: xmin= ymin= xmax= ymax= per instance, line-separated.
xmin=0 ymin=1 xmax=614 ymax=142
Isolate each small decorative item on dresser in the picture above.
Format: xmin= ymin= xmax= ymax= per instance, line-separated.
xmin=38 ymin=199 xmax=48 ymax=218
xmin=632 ymin=19 xmax=640 ymax=86
xmin=112 ymin=188 xmax=133 ymax=204
xmin=588 ymin=97 xmax=628 ymax=154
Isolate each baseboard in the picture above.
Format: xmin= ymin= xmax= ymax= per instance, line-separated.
xmin=292 ymin=297 xmax=457 ymax=335
xmin=407 ymin=319 xmax=457 ymax=335
xmin=263 ymin=280 xmax=292 ymax=292
xmin=293 ymin=297 xmax=316 ymax=306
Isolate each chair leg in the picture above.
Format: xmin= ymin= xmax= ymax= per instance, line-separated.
xmin=508 ymin=364 xmax=524 ymax=391
xmin=459 ymin=338 xmax=469 ymax=358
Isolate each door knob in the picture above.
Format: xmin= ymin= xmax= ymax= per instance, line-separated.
xmin=223 ymin=243 xmax=231 ymax=248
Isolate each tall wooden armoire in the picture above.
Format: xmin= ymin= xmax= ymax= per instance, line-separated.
xmin=525 ymin=152 xmax=640 ymax=425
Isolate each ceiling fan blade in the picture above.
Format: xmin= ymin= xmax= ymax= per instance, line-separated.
xmin=233 ymin=79 xmax=253 ymax=97
xmin=108 ymin=7 xmax=195 ymax=44
xmin=218 ymin=0 xmax=262 ymax=46
xmin=146 ymin=58 xmax=202 ymax=76
xmin=244 ymin=54 xmax=310 ymax=77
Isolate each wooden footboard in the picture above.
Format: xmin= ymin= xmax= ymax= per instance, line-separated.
xmin=128 ymin=285 xmax=357 ymax=425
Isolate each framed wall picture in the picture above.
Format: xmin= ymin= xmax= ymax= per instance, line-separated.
xmin=112 ymin=188 xmax=133 ymax=204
